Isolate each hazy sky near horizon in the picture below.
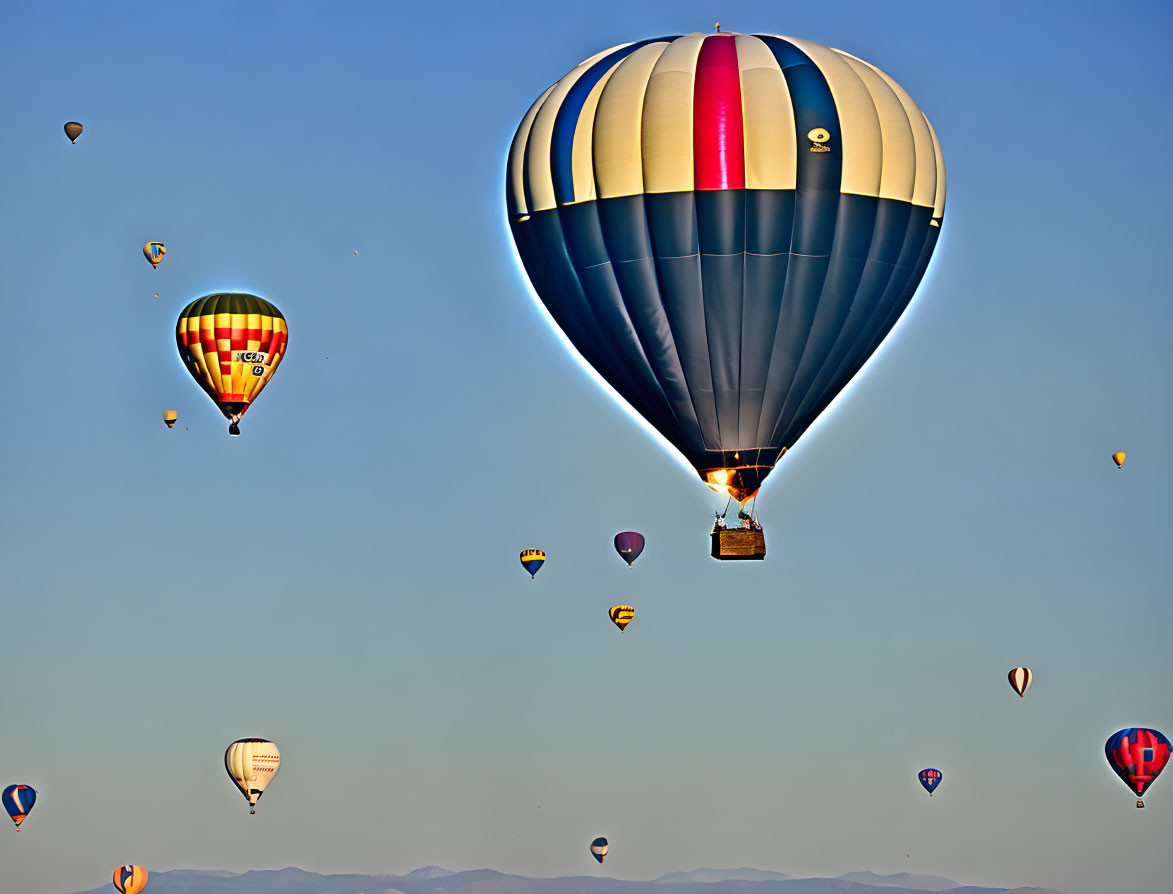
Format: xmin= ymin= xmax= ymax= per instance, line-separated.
xmin=1 ymin=2 xmax=1170 ymax=894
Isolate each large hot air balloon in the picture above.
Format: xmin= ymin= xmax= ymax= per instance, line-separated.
xmin=590 ymin=836 xmax=609 ymax=863
xmin=917 ymin=768 xmax=941 ymax=796
xmin=143 ymin=242 xmax=166 ymax=269
xmin=162 ymin=410 xmax=178 ymax=429
xmin=609 ymin=605 xmax=635 ymax=631
xmin=508 ymin=31 xmax=944 ymax=515
xmin=521 ymin=548 xmax=546 ymax=578
xmin=113 ymin=865 xmax=149 ymax=894
xmin=1008 ymin=667 xmax=1032 ymax=697
xmin=1112 ymin=452 xmax=1126 ymax=469
xmin=613 ymin=532 xmax=645 ymax=565
xmin=225 ymin=738 xmax=281 ymax=814
xmin=1105 ymin=728 xmax=1170 ymax=808
xmin=2 ymin=784 xmax=36 ymax=830
xmin=176 ymin=294 xmax=288 ymax=435
xmin=64 ymin=121 xmax=83 ymax=143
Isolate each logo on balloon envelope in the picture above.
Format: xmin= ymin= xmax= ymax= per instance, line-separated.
xmin=808 ymin=128 xmax=831 ymax=152
xmin=918 ymin=768 xmax=942 ymax=795
xmin=234 ymin=350 xmax=269 ymax=364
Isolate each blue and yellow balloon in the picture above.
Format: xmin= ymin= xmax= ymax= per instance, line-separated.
xmin=520 ymin=548 xmax=545 ymax=578
xmin=143 ymin=242 xmax=166 ymax=269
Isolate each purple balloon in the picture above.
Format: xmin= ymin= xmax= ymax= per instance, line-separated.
xmin=613 ymin=532 xmax=645 ymax=566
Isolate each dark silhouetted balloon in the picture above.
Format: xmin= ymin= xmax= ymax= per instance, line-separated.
xmin=613 ymin=531 xmax=645 ymax=565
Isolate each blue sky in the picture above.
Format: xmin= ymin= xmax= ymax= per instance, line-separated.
xmin=1 ymin=2 xmax=1170 ymax=893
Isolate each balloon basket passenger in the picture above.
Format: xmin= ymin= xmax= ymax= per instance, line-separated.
xmin=711 ymin=508 xmax=766 ymax=561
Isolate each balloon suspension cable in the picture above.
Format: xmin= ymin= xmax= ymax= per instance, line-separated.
xmin=721 ymin=495 xmax=732 ymax=519
xmin=749 ymin=494 xmax=759 ymax=522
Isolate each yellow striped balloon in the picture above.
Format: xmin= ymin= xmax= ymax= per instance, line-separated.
xmin=609 ymin=605 xmax=634 ymax=632
xmin=176 ymin=293 xmax=288 ymax=436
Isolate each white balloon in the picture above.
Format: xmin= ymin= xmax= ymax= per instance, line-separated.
xmin=224 ymin=738 xmax=281 ymax=814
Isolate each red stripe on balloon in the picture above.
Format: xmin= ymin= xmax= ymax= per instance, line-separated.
xmin=693 ymin=35 xmax=744 ymax=190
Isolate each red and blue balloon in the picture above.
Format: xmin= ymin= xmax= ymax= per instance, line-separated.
xmin=918 ymin=768 xmax=942 ymax=796
xmin=1105 ymin=727 xmax=1169 ymax=807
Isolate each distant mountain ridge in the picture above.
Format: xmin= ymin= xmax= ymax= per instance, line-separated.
xmin=838 ymin=871 xmax=960 ymax=891
xmin=401 ymin=866 xmax=458 ymax=879
xmin=65 ymin=866 xmax=1063 ymax=894
xmin=653 ymin=868 xmax=791 ymax=884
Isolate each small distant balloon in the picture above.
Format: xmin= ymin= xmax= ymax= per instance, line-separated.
xmin=609 ymin=605 xmax=634 ymax=632
xmin=918 ymin=768 xmax=942 ymax=796
xmin=224 ymin=738 xmax=281 ymax=815
xmin=163 ymin=410 xmax=178 ymax=429
xmin=1105 ymin=727 xmax=1170 ymax=808
xmin=2 ymin=784 xmax=36 ymax=830
xmin=1112 ymin=452 xmax=1126 ymax=468
xmin=1008 ymin=667 xmax=1032 ymax=697
xmin=520 ymin=548 xmax=545 ymax=578
xmin=613 ymin=532 xmax=645 ymax=566
xmin=354 ymin=250 xmax=359 ymax=254
xmin=64 ymin=121 xmax=83 ymax=143
xmin=143 ymin=242 xmax=166 ymax=269
xmin=590 ymin=836 xmax=608 ymax=864
xmin=113 ymin=865 xmax=149 ymax=894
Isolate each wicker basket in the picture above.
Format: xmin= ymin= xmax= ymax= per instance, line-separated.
xmin=711 ymin=529 xmax=766 ymax=560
